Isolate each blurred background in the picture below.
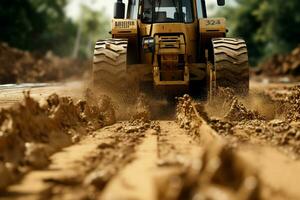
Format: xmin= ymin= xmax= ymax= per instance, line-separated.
xmin=0 ymin=0 xmax=299 ymax=69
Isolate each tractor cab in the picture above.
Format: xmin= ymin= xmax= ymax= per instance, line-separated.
xmin=118 ymin=0 xmax=225 ymax=21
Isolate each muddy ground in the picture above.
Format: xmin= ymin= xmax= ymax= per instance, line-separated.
xmin=0 ymin=42 xmax=89 ymax=84
xmin=0 ymin=79 xmax=299 ymax=200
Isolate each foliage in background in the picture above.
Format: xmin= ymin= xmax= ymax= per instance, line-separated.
xmin=218 ymin=0 xmax=300 ymax=65
xmin=74 ymin=5 xmax=110 ymax=59
xmin=0 ymin=0 xmax=110 ymax=58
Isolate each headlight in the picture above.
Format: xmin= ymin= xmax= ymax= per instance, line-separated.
xmin=142 ymin=37 xmax=154 ymax=53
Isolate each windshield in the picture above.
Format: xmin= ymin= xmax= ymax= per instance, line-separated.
xmin=142 ymin=0 xmax=194 ymax=23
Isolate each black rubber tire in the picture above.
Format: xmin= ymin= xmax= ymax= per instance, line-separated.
xmin=93 ymin=39 xmax=128 ymax=94
xmin=212 ymin=38 xmax=249 ymax=96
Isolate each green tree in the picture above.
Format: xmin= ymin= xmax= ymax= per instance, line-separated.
xmin=0 ymin=0 xmax=45 ymax=51
xmin=0 ymin=0 xmax=110 ymax=58
xmin=29 ymin=0 xmax=77 ymax=56
xmin=219 ymin=0 xmax=300 ymax=65
xmin=0 ymin=0 xmax=77 ymax=56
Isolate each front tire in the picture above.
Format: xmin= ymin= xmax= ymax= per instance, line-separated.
xmin=93 ymin=39 xmax=128 ymax=94
xmin=211 ymin=38 xmax=249 ymax=96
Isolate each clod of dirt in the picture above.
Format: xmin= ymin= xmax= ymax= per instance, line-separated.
xmin=97 ymin=142 xmax=114 ymax=149
xmin=209 ymin=118 xmax=234 ymax=136
xmin=24 ymin=143 xmax=52 ymax=169
xmin=0 ymin=162 xmax=15 ymax=191
xmin=71 ymin=134 xmax=80 ymax=143
xmin=224 ymin=98 xmax=264 ymax=122
xmin=150 ymin=121 xmax=161 ymax=133
xmin=84 ymin=169 xmax=115 ymax=189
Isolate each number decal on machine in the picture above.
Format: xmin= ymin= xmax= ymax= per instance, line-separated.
xmin=199 ymin=18 xmax=226 ymax=32
xmin=206 ymin=19 xmax=221 ymax=26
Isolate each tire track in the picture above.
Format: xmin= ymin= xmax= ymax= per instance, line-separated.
xmin=1 ymin=122 xmax=146 ymax=200
xmin=100 ymin=121 xmax=203 ymax=200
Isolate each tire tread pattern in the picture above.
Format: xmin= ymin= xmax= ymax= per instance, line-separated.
xmin=93 ymin=39 xmax=128 ymax=92
xmin=212 ymin=38 xmax=249 ymax=95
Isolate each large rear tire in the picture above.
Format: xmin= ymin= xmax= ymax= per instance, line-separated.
xmin=93 ymin=39 xmax=127 ymax=91
xmin=211 ymin=38 xmax=249 ymax=96
xmin=93 ymin=39 xmax=129 ymax=100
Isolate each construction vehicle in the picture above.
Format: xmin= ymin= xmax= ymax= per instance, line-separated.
xmin=93 ymin=0 xmax=249 ymax=101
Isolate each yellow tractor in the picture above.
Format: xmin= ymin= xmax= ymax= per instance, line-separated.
xmin=93 ymin=0 xmax=249 ymax=101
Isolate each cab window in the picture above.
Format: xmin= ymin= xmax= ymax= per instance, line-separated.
xmin=196 ymin=0 xmax=203 ymax=18
xmin=127 ymin=0 xmax=139 ymax=19
xmin=142 ymin=0 xmax=194 ymax=23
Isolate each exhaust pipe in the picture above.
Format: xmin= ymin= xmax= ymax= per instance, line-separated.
xmin=217 ymin=0 xmax=225 ymax=6
xmin=114 ymin=0 xmax=125 ymax=19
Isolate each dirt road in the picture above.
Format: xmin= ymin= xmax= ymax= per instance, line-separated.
xmin=0 ymin=80 xmax=300 ymax=200
xmin=0 ymin=81 xmax=87 ymax=109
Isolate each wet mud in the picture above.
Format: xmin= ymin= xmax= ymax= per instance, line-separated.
xmin=174 ymin=95 xmax=261 ymax=200
xmin=0 ymin=90 xmax=115 ymax=190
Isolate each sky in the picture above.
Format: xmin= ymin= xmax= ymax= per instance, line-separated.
xmin=65 ymin=0 xmax=222 ymax=20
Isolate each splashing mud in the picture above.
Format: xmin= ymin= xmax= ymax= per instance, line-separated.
xmin=0 ymin=91 xmax=115 ymax=190
xmin=188 ymin=86 xmax=300 ymax=157
xmin=174 ymin=94 xmax=261 ymax=200
xmin=205 ymin=88 xmax=264 ymax=122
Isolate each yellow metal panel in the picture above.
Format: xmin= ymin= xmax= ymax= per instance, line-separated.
xmin=112 ymin=19 xmax=138 ymax=35
xmin=199 ymin=18 xmax=226 ymax=33
xmin=139 ymin=22 xmax=198 ymax=64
